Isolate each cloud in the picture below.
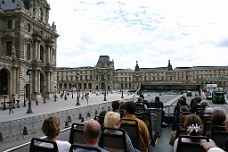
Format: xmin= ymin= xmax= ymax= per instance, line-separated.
xmin=48 ymin=0 xmax=228 ymax=69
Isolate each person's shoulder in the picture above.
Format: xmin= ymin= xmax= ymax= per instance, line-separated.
xmin=56 ymin=140 xmax=71 ymax=146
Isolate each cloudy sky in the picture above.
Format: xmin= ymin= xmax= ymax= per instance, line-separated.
xmin=47 ymin=0 xmax=228 ymax=70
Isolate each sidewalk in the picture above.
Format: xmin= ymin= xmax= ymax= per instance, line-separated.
xmin=0 ymin=92 xmax=131 ymax=123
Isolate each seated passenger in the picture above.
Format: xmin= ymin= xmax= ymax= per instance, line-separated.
xmin=123 ymin=101 xmax=150 ymax=152
xmin=173 ymin=114 xmax=214 ymax=152
xmin=154 ymin=96 xmax=167 ymax=127
xmin=202 ymin=142 xmax=225 ymax=152
xmin=75 ymin=119 xmax=108 ymax=152
xmin=40 ymin=116 xmax=71 ymax=152
xmin=135 ymin=97 xmax=148 ymax=109
xmin=190 ymin=96 xmax=202 ymax=113
xmin=104 ymin=111 xmax=140 ymax=152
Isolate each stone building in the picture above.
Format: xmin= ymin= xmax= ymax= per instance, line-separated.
xmin=0 ymin=0 xmax=58 ymax=104
xmin=57 ymin=56 xmax=228 ymax=92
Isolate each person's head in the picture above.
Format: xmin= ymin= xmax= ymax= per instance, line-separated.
xmin=155 ymin=96 xmax=160 ymax=101
xmin=224 ymin=114 xmax=228 ymax=132
xmin=137 ymin=97 xmax=143 ymax=102
xmin=112 ymin=100 xmax=120 ymax=111
xmin=180 ymin=106 xmax=190 ymax=113
xmin=119 ymin=99 xmax=126 ymax=110
xmin=200 ymin=100 xmax=208 ymax=108
xmin=193 ymin=96 xmax=202 ymax=104
xmin=41 ymin=116 xmax=60 ymax=140
xmin=212 ymin=107 xmax=226 ymax=126
xmin=184 ymin=114 xmax=203 ymax=136
xmin=124 ymin=101 xmax=136 ymax=115
xmin=99 ymin=110 xmax=107 ymax=117
xmin=204 ymin=107 xmax=213 ymax=114
xmin=104 ymin=111 xmax=121 ymax=129
xmin=178 ymin=96 xmax=187 ymax=106
xmin=139 ymin=94 xmax=144 ymax=99
xmin=84 ymin=119 xmax=101 ymax=144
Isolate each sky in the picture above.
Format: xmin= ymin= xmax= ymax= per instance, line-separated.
xmin=47 ymin=0 xmax=228 ymax=70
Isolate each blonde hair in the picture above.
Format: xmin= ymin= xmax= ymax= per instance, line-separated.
xmin=104 ymin=111 xmax=120 ymax=129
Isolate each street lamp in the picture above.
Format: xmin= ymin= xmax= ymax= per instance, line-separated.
xmin=54 ymin=86 xmax=57 ymax=102
xmin=121 ymin=77 xmax=124 ymax=99
xmin=76 ymin=73 xmax=80 ymax=106
xmin=23 ymin=86 xmax=26 ymax=107
xmin=2 ymin=87 xmax=7 ymax=110
xmin=71 ymin=83 xmax=74 ymax=98
xmin=43 ymin=86 xmax=46 ymax=104
xmin=103 ymin=75 xmax=107 ymax=101
xmin=26 ymin=67 xmax=33 ymax=114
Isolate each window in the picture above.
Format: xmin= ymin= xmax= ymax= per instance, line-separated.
xmin=40 ymin=45 xmax=44 ymax=62
xmin=6 ymin=41 xmax=12 ymax=56
xmin=38 ymin=8 xmax=43 ymax=21
xmin=26 ymin=43 xmax=31 ymax=60
xmin=27 ymin=23 xmax=31 ymax=32
xmin=7 ymin=20 xmax=12 ymax=29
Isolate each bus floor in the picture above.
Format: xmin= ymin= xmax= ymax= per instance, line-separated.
xmin=149 ymin=125 xmax=173 ymax=152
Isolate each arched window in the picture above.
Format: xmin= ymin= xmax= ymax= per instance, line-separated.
xmin=38 ymin=8 xmax=43 ymax=21
xmin=40 ymin=45 xmax=44 ymax=62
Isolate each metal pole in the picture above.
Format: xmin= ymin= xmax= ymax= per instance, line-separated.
xmin=43 ymin=86 xmax=46 ymax=104
xmin=121 ymin=78 xmax=124 ymax=98
xmin=54 ymin=86 xmax=57 ymax=102
xmin=72 ymin=84 xmax=74 ymax=98
xmin=27 ymin=74 xmax=33 ymax=114
xmin=76 ymin=74 xmax=80 ymax=105
xmin=23 ymin=86 xmax=26 ymax=107
xmin=26 ymin=67 xmax=33 ymax=114
xmin=3 ymin=95 xmax=6 ymax=110
xmin=103 ymin=75 xmax=107 ymax=101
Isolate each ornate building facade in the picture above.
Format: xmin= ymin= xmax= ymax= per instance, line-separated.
xmin=0 ymin=0 xmax=58 ymax=102
xmin=57 ymin=56 xmax=228 ymax=92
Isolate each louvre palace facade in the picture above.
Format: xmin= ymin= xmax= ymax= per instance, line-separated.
xmin=0 ymin=0 xmax=58 ymax=102
xmin=57 ymin=55 xmax=228 ymax=92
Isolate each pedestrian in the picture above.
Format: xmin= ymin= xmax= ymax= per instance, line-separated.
xmin=9 ymin=101 xmax=14 ymax=114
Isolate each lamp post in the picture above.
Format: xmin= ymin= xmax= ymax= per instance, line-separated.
xmin=43 ymin=86 xmax=46 ymax=104
xmin=72 ymin=83 xmax=74 ymax=98
xmin=26 ymin=67 xmax=33 ymax=114
xmin=103 ymin=75 xmax=107 ymax=101
xmin=54 ymin=86 xmax=57 ymax=102
xmin=2 ymin=87 xmax=7 ymax=110
xmin=121 ymin=77 xmax=124 ymax=98
xmin=76 ymin=73 xmax=80 ymax=106
xmin=23 ymin=86 xmax=26 ymax=107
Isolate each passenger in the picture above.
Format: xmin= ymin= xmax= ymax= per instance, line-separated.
xmin=123 ymin=101 xmax=150 ymax=152
xmin=154 ymin=96 xmax=167 ymax=127
xmin=40 ymin=116 xmax=71 ymax=152
xmin=218 ymin=114 xmax=228 ymax=149
xmin=190 ymin=96 xmax=202 ymax=113
xmin=173 ymin=96 xmax=190 ymax=130
xmin=104 ymin=111 xmax=140 ymax=152
xmin=135 ymin=96 xmax=148 ymax=109
xmin=200 ymin=100 xmax=209 ymax=109
xmin=75 ymin=119 xmax=108 ymax=152
xmin=211 ymin=107 xmax=226 ymax=126
xmin=173 ymin=114 xmax=214 ymax=152
xmin=112 ymin=100 xmax=120 ymax=112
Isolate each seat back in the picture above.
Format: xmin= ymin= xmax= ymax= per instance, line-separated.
xmin=121 ymin=119 xmax=141 ymax=151
xmin=148 ymin=108 xmax=162 ymax=136
xmin=70 ymin=144 xmax=101 ymax=152
xmin=224 ymin=138 xmax=228 ymax=152
xmin=135 ymin=103 xmax=145 ymax=110
xmin=211 ymin=125 xmax=228 ymax=146
xmin=30 ymin=138 xmax=58 ymax=152
xmin=136 ymin=110 xmax=155 ymax=146
xmin=99 ymin=127 xmax=127 ymax=152
xmin=69 ymin=123 xmax=85 ymax=145
xmin=175 ymin=123 xmax=187 ymax=139
xmin=177 ymin=135 xmax=209 ymax=152
xmin=203 ymin=117 xmax=212 ymax=136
